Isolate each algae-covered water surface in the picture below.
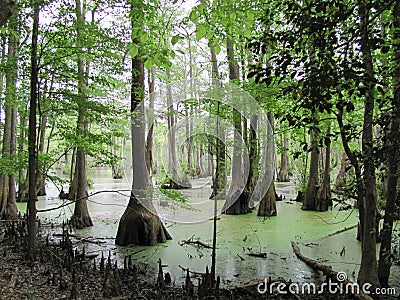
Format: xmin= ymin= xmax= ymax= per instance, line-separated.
xmin=16 ymin=167 xmax=400 ymax=292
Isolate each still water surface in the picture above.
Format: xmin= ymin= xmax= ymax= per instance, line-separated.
xmin=16 ymin=167 xmax=399 ymax=291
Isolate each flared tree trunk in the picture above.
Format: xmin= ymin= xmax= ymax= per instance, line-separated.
xmin=315 ymin=126 xmax=331 ymax=212
xmin=70 ymin=0 xmax=92 ymax=228
xmin=258 ymin=182 xmax=277 ymax=217
xmin=223 ymin=40 xmax=249 ymax=215
xmin=378 ymin=1 xmax=400 ymax=287
xmin=257 ymin=113 xmax=277 ymax=217
xmin=115 ymin=30 xmax=171 ymax=245
xmin=302 ymin=127 xmax=319 ymax=210
xmin=0 ymin=9 xmax=18 ymax=220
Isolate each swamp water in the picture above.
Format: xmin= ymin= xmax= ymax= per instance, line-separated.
xmin=16 ymin=167 xmax=400 ymax=292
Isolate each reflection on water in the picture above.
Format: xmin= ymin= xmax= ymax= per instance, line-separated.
xmin=16 ymin=167 xmax=400 ymax=292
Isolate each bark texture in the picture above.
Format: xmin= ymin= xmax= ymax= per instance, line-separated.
xmin=358 ymin=0 xmax=379 ymax=288
xmin=27 ymin=0 xmax=39 ymax=261
xmin=257 ymin=113 xmax=277 ymax=216
xmin=70 ymin=0 xmax=92 ymax=228
xmin=115 ymin=38 xmax=171 ymax=246
xmin=378 ymin=0 xmax=400 ymax=287
xmin=302 ymin=128 xmax=319 ymax=210
xmin=0 ymin=0 xmax=16 ymax=27
xmin=223 ymin=40 xmax=249 ymax=215
xmin=315 ymin=126 xmax=331 ymax=211
xmin=0 ymin=8 xmax=18 ymax=220
xmin=278 ymin=135 xmax=290 ymax=182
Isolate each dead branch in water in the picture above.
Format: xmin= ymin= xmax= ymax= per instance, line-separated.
xmin=321 ymin=224 xmax=358 ymax=239
xmin=179 ymin=236 xmax=213 ymax=249
xmin=291 ymin=241 xmax=373 ymax=300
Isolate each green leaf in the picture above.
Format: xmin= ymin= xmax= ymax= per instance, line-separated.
xmin=196 ymin=24 xmax=207 ymax=41
xmin=189 ymin=10 xmax=198 ymax=24
xmin=144 ymin=58 xmax=154 ymax=69
xmin=214 ymin=44 xmax=221 ymax=54
xmin=129 ymin=44 xmax=139 ymax=58
xmin=171 ymin=35 xmax=181 ymax=45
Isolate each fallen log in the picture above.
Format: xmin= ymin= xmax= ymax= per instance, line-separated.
xmin=322 ymin=224 xmax=358 ymax=239
xmin=247 ymin=252 xmax=267 ymax=258
xmin=291 ymin=241 xmax=373 ymax=300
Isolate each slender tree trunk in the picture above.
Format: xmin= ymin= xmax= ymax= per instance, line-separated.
xmin=166 ymin=69 xmax=179 ymax=187
xmin=0 ymin=35 xmax=6 ymax=142
xmin=70 ymin=0 xmax=92 ymax=228
xmin=115 ymin=40 xmax=171 ymax=246
xmin=17 ymin=104 xmax=28 ymax=202
xmin=27 ymin=0 xmax=39 ymax=261
xmin=378 ymin=1 xmax=400 ymax=287
xmin=187 ymin=37 xmax=195 ymax=176
xmin=302 ymin=126 xmax=319 ymax=210
xmin=358 ymin=0 xmax=379 ymax=288
xmin=36 ymin=112 xmax=47 ymax=196
xmin=209 ymin=44 xmax=227 ymax=199
xmin=316 ymin=126 xmax=331 ymax=212
xmin=165 ymin=69 xmax=190 ymax=188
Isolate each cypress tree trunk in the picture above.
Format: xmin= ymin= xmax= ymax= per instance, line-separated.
xmin=165 ymin=69 xmax=190 ymax=189
xmin=257 ymin=113 xmax=277 ymax=217
xmin=358 ymin=0 xmax=379 ymax=288
xmin=0 ymin=0 xmax=17 ymax=27
xmin=302 ymin=127 xmax=319 ymax=210
xmin=36 ymin=113 xmax=47 ymax=196
xmin=145 ymin=68 xmax=155 ymax=175
xmin=0 ymin=7 xmax=18 ymax=220
xmin=278 ymin=134 xmax=290 ymax=182
xmin=27 ymin=0 xmax=39 ymax=261
xmin=223 ymin=40 xmax=249 ymax=215
xmin=70 ymin=0 xmax=92 ymax=228
xmin=115 ymin=52 xmax=171 ymax=246
xmin=378 ymin=0 xmax=400 ymax=287
xmin=334 ymin=152 xmax=351 ymax=191
xmin=316 ymin=126 xmax=331 ymax=212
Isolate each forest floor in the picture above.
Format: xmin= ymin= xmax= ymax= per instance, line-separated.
xmin=0 ymin=218 xmax=380 ymax=300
